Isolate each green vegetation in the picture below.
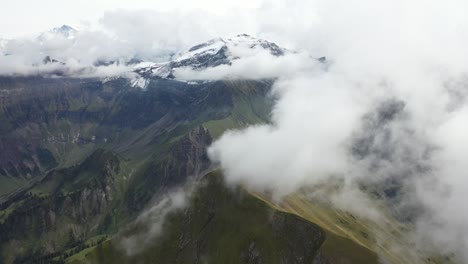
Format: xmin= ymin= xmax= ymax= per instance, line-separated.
xmin=0 ymin=176 xmax=26 ymax=196
xmin=0 ymin=77 xmax=432 ymax=264
xmin=66 ymin=171 xmax=325 ymax=264
xmin=0 ymin=78 xmax=257 ymax=262
xmin=204 ymin=80 xmax=274 ymax=139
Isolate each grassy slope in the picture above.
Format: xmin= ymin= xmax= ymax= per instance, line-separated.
xmin=204 ymin=81 xmax=377 ymax=263
xmin=203 ymin=80 xmax=273 ymax=139
xmin=0 ymin=176 xmax=26 ymax=196
xmin=66 ymin=172 xmax=325 ymax=264
xmin=201 ymin=81 xmax=454 ymax=263
xmin=252 ymin=190 xmax=452 ymax=264
xmin=0 ymin=80 xmax=264 ymax=262
xmin=201 ymin=81 xmax=384 ymax=263
xmin=251 ymin=192 xmax=380 ymax=264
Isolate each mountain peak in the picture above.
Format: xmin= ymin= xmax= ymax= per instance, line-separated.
xmin=52 ymin=24 xmax=76 ymax=33
xmin=186 ymin=34 xmax=285 ymax=57
xmin=134 ymin=34 xmax=287 ymax=82
xmin=49 ymin=24 xmax=77 ymax=39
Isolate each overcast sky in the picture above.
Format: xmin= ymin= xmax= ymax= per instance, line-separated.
xmin=0 ymin=0 xmax=262 ymax=38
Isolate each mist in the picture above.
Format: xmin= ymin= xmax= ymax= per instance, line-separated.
xmin=206 ymin=0 xmax=468 ymax=261
xmin=119 ymin=188 xmax=190 ymax=256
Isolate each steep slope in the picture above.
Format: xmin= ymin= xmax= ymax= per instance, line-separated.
xmin=66 ymin=171 xmax=327 ymax=264
xmin=0 ymin=77 xmax=275 ymax=263
xmin=0 ymin=149 xmax=120 ymax=263
xmin=0 ymin=76 xmax=272 ymax=196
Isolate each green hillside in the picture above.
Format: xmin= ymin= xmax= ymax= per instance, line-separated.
xmin=66 ymin=171 xmax=326 ymax=264
xmin=0 ymin=76 xmax=437 ymax=264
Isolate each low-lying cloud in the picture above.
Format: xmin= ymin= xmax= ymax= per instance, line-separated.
xmin=206 ymin=0 xmax=468 ymax=262
xmin=175 ymin=50 xmax=322 ymax=81
xmin=120 ymin=188 xmax=190 ymax=256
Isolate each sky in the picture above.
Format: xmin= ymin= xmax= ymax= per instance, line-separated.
xmin=0 ymin=0 xmax=261 ymax=38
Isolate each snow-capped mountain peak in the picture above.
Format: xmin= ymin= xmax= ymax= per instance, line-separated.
xmin=174 ymin=34 xmax=285 ymax=65
xmin=133 ymin=34 xmax=287 ymax=81
xmin=38 ymin=25 xmax=78 ymax=41
xmin=51 ymin=25 xmax=77 ymax=38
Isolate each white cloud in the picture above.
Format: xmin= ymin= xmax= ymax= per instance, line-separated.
xmin=205 ymin=0 xmax=468 ymax=261
xmin=174 ymin=50 xmax=321 ymax=81
xmin=120 ymin=188 xmax=190 ymax=256
xmin=0 ymin=0 xmax=262 ymax=38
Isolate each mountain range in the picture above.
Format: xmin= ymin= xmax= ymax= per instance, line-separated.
xmin=0 ymin=29 xmax=452 ymax=264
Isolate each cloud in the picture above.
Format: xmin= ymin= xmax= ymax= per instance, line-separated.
xmin=209 ymin=71 xmax=366 ymax=196
xmin=0 ymin=8 xmax=261 ymax=77
xmin=0 ymin=29 xmax=136 ymax=76
xmin=205 ymin=0 xmax=468 ymax=261
xmin=99 ymin=9 xmax=256 ymax=60
xmin=119 ymin=188 xmax=190 ymax=256
xmin=174 ymin=50 xmax=322 ymax=81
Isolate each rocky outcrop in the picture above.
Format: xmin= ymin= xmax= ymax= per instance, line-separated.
xmin=124 ymin=126 xmax=213 ymax=214
xmin=162 ymin=126 xmax=213 ymax=184
xmin=0 ymin=149 xmax=119 ymax=262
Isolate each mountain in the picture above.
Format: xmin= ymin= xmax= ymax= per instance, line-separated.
xmin=0 ymin=75 xmax=387 ymax=264
xmin=0 ymin=30 xmax=295 ymax=84
xmin=66 ymin=171 xmax=329 ymax=264
xmin=0 ymin=36 xmax=449 ymax=264
xmin=52 ymin=25 xmax=77 ymax=36
xmin=0 ymin=74 xmax=278 ymax=263
xmin=41 ymin=25 xmax=78 ymax=40
xmin=134 ymin=34 xmax=286 ymax=81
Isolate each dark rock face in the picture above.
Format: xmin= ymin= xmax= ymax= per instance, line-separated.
xmin=0 ymin=150 xmax=118 ymax=236
xmin=162 ymin=126 xmax=213 ymax=184
xmin=43 ymin=56 xmax=64 ymax=65
xmin=0 ymin=150 xmax=119 ymax=263
xmin=124 ymin=126 xmax=213 ymax=214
